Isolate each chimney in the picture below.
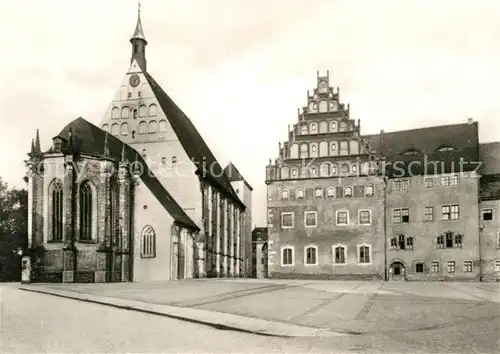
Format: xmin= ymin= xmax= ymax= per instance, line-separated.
xmin=467 ymin=117 xmax=474 ymax=125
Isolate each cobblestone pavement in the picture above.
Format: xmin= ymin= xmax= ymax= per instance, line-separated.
xmin=28 ymin=279 xmax=500 ymax=353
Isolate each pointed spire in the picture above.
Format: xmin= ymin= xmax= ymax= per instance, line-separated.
xmin=120 ymin=144 xmax=127 ymax=163
xmin=103 ymin=133 xmax=110 ymax=157
xmin=30 ymin=139 xmax=35 ymax=154
xmin=34 ymin=129 xmax=41 ymax=153
xmin=131 ymin=0 xmax=147 ymax=43
xmin=67 ymin=127 xmax=74 ymax=149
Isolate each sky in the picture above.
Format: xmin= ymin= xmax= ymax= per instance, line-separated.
xmin=0 ymin=0 xmax=499 ymax=227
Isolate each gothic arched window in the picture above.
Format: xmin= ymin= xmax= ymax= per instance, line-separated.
xmin=79 ymin=181 xmax=93 ymax=241
xmin=158 ymin=120 xmax=167 ymax=133
xmin=111 ymin=107 xmax=120 ymax=119
xmin=149 ymin=104 xmax=157 ymax=116
xmin=148 ymin=120 xmax=157 ymax=134
xmin=50 ymin=180 xmax=63 ymax=241
xmin=138 ymin=121 xmax=147 ymax=134
xmin=141 ymin=225 xmax=156 ymax=258
xmin=121 ymin=106 xmax=129 ymax=119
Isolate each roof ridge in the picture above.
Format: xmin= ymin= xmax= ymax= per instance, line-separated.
xmin=142 ymin=71 xmax=245 ymax=209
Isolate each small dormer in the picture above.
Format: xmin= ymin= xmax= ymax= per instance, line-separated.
xmin=402 ymin=148 xmax=421 ymax=155
xmin=437 ymin=145 xmax=456 ymax=152
xmin=52 ymin=136 xmax=67 ymax=153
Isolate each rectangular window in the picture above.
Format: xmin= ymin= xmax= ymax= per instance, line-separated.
xmin=358 ymin=245 xmax=371 ymax=264
xmin=336 ymin=211 xmax=349 ymax=225
xmin=464 ymin=261 xmax=473 ymax=273
xmin=450 ymin=174 xmax=458 ymax=186
xmin=315 ymin=188 xmax=323 ymax=198
xmin=304 ymin=211 xmax=317 ymax=227
xmin=392 ymin=209 xmax=401 ymax=223
xmin=281 ymin=247 xmax=294 ymax=266
xmin=482 ymin=209 xmax=493 ymax=221
xmin=447 ymin=261 xmax=455 ymax=273
xmin=495 ymin=260 xmax=500 ymax=272
xmin=430 ymin=261 xmax=440 ymax=273
xmin=424 ymin=177 xmax=434 ymax=188
xmin=415 ymin=262 xmax=424 ymax=273
xmin=497 ymin=232 xmax=500 ymax=248
xmin=281 ymin=212 xmax=294 ymax=228
xmin=334 ymin=246 xmax=346 ymax=264
xmin=441 ymin=175 xmax=450 ymax=186
xmin=394 ymin=179 xmax=409 ymax=191
xmin=305 ymin=246 xmax=317 ymax=265
xmin=358 ymin=210 xmax=372 ymax=225
xmin=424 ymin=207 xmax=434 ymax=221
xmin=401 ymin=208 xmax=409 ymax=223
xmin=442 ymin=204 xmax=459 ymax=220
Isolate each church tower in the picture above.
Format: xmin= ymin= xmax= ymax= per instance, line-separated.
xmin=99 ymin=3 xmax=201 ymax=223
xmin=130 ymin=2 xmax=147 ymax=71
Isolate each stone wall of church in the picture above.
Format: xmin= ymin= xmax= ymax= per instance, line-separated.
xmin=201 ymin=181 xmax=245 ymax=278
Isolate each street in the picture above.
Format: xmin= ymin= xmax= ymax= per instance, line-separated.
xmin=1 ymin=283 xmax=499 ymax=353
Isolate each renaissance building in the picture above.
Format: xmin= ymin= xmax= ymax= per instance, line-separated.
xmin=265 ymin=71 xmax=500 ymax=281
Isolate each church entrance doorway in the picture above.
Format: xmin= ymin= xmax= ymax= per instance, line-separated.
xmin=390 ymin=261 xmax=406 ymax=281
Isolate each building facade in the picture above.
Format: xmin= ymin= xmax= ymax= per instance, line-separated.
xmin=266 ymin=71 xmax=500 ymax=281
xmin=24 ymin=7 xmax=252 ymax=282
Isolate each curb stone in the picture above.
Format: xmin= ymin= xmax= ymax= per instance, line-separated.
xmin=18 ymin=286 xmax=345 ymax=338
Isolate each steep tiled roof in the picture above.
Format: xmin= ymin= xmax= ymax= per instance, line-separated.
xmin=480 ymin=142 xmax=500 ymax=176
xmin=224 ymin=162 xmax=253 ymax=191
xmin=480 ymin=174 xmax=500 ymax=201
xmin=364 ymin=122 xmax=480 ymax=177
xmin=56 ymin=117 xmax=199 ymax=231
xmin=142 ymin=71 xmax=245 ymax=209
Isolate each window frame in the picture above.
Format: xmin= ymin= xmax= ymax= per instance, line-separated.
xmin=327 ymin=187 xmax=335 ymax=198
xmin=357 ymin=244 xmax=372 ymax=265
xmin=482 ymin=208 xmax=493 ymax=221
xmin=447 ymin=261 xmax=455 ymax=273
xmin=463 ymin=260 xmax=473 ymax=273
xmin=304 ymin=211 xmax=318 ymax=228
xmin=336 ymin=210 xmax=350 ymax=226
xmin=141 ymin=225 xmax=156 ymax=258
xmin=424 ymin=206 xmax=434 ymax=222
xmin=296 ymin=189 xmax=304 ymax=199
xmin=281 ymin=212 xmax=294 ymax=229
xmin=332 ymin=244 xmax=347 ymax=265
xmin=430 ymin=261 xmax=440 ymax=273
xmin=281 ymin=189 xmax=289 ymax=200
xmin=358 ymin=209 xmax=372 ymax=226
xmin=281 ymin=246 xmax=295 ymax=266
xmin=304 ymin=245 xmax=319 ymax=266
xmin=424 ymin=177 xmax=434 ymax=188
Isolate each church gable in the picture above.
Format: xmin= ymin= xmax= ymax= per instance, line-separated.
xmin=99 ymin=59 xmax=173 ymax=146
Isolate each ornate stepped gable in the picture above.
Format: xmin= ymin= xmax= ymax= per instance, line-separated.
xmin=266 ymin=71 xmax=382 ymax=183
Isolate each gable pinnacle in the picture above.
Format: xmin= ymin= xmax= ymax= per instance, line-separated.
xmin=130 ymin=0 xmax=147 ymax=43
xmin=103 ymin=132 xmax=110 ymax=157
xmin=34 ymin=129 xmax=41 ymax=153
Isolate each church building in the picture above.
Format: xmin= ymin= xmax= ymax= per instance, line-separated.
xmin=25 ymin=7 xmax=252 ymax=283
xmin=266 ymin=71 xmax=500 ymax=281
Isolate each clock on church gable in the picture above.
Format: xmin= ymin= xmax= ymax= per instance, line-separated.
xmin=129 ymin=74 xmax=141 ymax=87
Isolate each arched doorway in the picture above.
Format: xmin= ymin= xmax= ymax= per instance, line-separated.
xmin=389 ymin=261 xmax=406 ymax=281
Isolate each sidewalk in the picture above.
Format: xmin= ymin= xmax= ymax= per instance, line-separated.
xmin=19 ymin=278 xmax=500 ymax=337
